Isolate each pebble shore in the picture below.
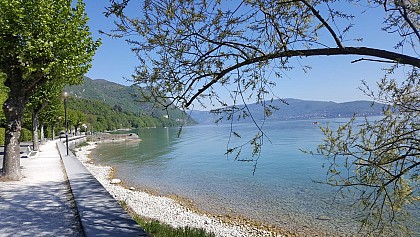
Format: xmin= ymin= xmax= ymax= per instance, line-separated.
xmin=74 ymin=142 xmax=283 ymax=237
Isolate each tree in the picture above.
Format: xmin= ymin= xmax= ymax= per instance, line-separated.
xmin=106 ymin=0 xmax=419 ymax=108
xmin=106 ymin=0 xmax=419 ymax=234
xmin=27 ymin=82 xmax=68 ymax=149
xmin=39 ymin=97 xmax=65 ymax=140
xmin=314 ymin=69 xmax=419 ymax=235
xmin=27 ymin=82 xmax=58 ymax=151
xmin=0 ymin=73 xmax=8 ymax=126
xmin=0 ymin=0 xmax=100 ymax=180
xmin=67 ymin=109 xmax=86 ymax=135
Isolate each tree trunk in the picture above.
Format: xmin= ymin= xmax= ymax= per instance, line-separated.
xmin=40 ymin=122 xmax=45 ymax=145
xmin=32 ymin=111 xmax=39 ymax=151
xmin=52 ymin=125 xmax=55 ymax=140
xmin=1 ymin=97 xmax=25 ymax=181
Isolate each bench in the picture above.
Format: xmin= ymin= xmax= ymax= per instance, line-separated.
xmin=20 ymin=146 xmax=39 ymax=158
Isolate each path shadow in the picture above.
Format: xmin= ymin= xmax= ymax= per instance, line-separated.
xmin=0 ymin=180 xmax=83 ymax=236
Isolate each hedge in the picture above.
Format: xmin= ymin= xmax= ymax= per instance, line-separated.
xmin=0 ymin=128 xmax=4 ymax=146
xmin=0 ymin=128 xmax=32 ymax=146
xmin=20 ymin=128 xmax=32 ymax=142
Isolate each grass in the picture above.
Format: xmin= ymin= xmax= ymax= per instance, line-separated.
xmin=119 ymin=201 xmax=216 ymax=237
xmin=135 ymin=218 xmax=216 ymax=237
xmin=75 ymin=141 xmax=89 ymax=148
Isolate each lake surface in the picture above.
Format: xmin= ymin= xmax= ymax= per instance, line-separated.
xmin=90 ymin=118 xmax=410 ymax=235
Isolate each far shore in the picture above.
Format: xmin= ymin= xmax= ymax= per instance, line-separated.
xmin=74 ymin=141 xmax=285 ymax=237
xmin=90 ymin=132 xmax=142 ymax=143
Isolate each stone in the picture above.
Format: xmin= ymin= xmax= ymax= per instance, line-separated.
xmin=110 ymin=178 xmax=122 ymax=184
xmin=316 ymin=215 xmax=331 ymax=221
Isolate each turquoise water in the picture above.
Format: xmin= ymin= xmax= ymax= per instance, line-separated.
xmin=91 ymin=118 xmax=372 ymax=235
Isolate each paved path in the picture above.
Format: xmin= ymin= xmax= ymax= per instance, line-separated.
xmin=0 ymin=140 xmax=83 ymax=236
xmin=0 ymin=139 xmax=148 ymax=237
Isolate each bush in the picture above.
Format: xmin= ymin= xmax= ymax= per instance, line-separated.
xmin=0 ymin=127 xmax=4 ymax=146
xmin=0 ymin=127 xmax=32 ymax=146
xmin=20 ymin=128 xmax=32 ymax=142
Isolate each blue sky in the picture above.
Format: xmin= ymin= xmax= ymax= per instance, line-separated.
xmin=84 ymin=1 xmax=411 ymax=106
xmin=84 ymin=1 xmax=137 ymax=86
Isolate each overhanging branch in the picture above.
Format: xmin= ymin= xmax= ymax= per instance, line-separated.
xmin=186 ymin=46 xmax=420 ymax=107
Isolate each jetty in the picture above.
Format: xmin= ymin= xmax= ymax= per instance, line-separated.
xmin=92 ymin=132 xmax=142 ymax=142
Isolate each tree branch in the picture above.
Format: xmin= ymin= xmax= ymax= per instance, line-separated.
xmin=398 ymin=1 xmax=420 ymax=41
xmin=300 ymin=0 xmax=344 ymax=48
xmin=351 ymin=58 xmax=396 ymax=64
xmin=186 ymin=46 xmax=420 ymax=107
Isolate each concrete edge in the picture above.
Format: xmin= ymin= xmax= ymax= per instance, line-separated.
xmin=57 ymin=137 xmax=148 ymax=237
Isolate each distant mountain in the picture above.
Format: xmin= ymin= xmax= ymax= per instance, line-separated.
xmin=67 ymin=77 xmax=151 ymax=115
xmin=190 ymin=98 xmax=386 ymax=124
xmin=66 ymin=77 xmax=194 ymax=125
xmin=67 ymin=78 xmax=385 ymax=126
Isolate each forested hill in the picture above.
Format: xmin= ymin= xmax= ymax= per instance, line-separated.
xmin=67 ymin=77 xmax=173 ymax=117
xmin=65 ymin=77 xmax=194 ymax=130
xmin=190 ymin=98 xmax=386 ymax=124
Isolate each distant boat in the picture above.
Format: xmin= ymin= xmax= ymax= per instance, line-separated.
xmin=312 ymin=121 xmax=318 ymax=125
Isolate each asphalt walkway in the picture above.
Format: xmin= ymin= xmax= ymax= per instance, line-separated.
xmin=0 ymin=139 xmax=147 ymax=237
xmin=0 ymin=140 xmax=83 ymax=236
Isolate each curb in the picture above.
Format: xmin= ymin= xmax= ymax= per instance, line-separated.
xmin=57 ymin=137 xmax=148 ymax=237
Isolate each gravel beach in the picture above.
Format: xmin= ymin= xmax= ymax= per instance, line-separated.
xmin=74 ymin=142 xmax=283 ymax=237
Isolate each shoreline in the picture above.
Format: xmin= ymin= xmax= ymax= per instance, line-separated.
xmin=74 ymin=142 xmax=286 ymax=237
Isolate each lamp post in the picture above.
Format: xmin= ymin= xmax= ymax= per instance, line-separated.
xmin=57 ymin=116 xmax=62 ymax=140
xmin=63 ymin=91 xmax=69 ymax=155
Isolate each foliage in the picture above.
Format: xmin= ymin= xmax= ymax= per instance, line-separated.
xmin=67 ymin=77 xmax=194 ymax=123
xmin=27 ymin=82 xmax=66 ymax=150
xmin=65 ymin=97 xmax=186 ymax=132
xmin=106 ymin=0 xmax=419 ymax=234
xmin=315 ymin=69 xmax=419 ymax=235
xmin=107 ymin=0 xmax=419 ymax=110
xmin=75 ymin=141 xmax=89 ymax=148
xmin=106 ymin=0 xmax=419 ymax=156
xmin=19 ymin=128 xmax=32 ymax=142
xmin=68 ymin=77 xmax=148 ymax=115
xmin=67 ymin=108 xmax=86 ymax=133
xmin=0 ymin=0 xmax=99 ymax=180
xmin=0 ymin=128 xmax=4 ymax=145
xmin=0 ymin=127 xmax=29 ymax=145
xmin=38 ymin=96 xmax=65 ymax=131
xmin=0 ymin=0 xmax=100 ymax=91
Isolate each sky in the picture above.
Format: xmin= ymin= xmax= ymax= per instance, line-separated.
xmin=84 ymin=1 xmax=413 ymax=107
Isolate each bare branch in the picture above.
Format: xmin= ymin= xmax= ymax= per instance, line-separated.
xmin=397 ymin=1 xmax=420 ymax=41
xmin=351 ymin=58 xmax=397 ymax=64
xmin=300 ymin=0 xmax=344 ymax=48
xmin=186 ymin=46 xmax=420 ymax=106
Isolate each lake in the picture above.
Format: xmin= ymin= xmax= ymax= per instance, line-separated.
xmin=90 ymin=118 xmax=412 ymax=235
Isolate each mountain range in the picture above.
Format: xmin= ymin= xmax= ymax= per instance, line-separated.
xmin=66 ymin=77 xmax=191 ymax=123
xmin=189 ymin=98 xmax=385 ymax=124
xmin=67 ymin=77 xmax=385 ymax=126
